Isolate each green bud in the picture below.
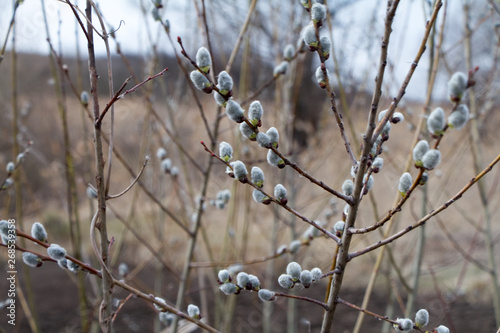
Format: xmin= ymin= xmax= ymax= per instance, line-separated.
xmin=278 ymin=274 xmax=294 ymax=289
xmin=448 ymin=104 xmax=469 ymax=130
xmin=422 ymin=149 xmax=441 ymax=170
xmin=251 ymin=166 xmax=265 ymax=188
xmin=195 ymin=47 xmax=211 ymax=74
xmin=286 ymin=261 xmax=302 ymax=281
xmin=226 ymin=100 xmax=245 ymax=123
xmin=398 ymin=172 xmax=412 ymax=196
xmin=427 ymin=107 xmax=445 ymax=135
xmin=258 ymin=289 xmax=275 ymax=302
xmin=219 ymin=141 xmax=233 ymax=162
xmin=31 ymin=222 xmax=47 ymax=242
xmin=448 ymin=72 xmax=467 ymax=102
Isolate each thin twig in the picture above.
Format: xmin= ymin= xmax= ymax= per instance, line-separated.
xmin=349 ymin=152 xmax=500 ymax=260
xmin=106 ymin=156 xmax=150 ymax=200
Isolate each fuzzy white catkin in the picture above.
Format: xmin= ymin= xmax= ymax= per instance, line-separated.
xmin=156 ymin=147 xmax=167 ymax=160
xmin=190 ymin=70 xmax=210 ymax=91
xmin=372 ymin=157 xmax=384 ymax=172
xmin=315 ymin=66 xmax=329 ymax=84
xmin=311 ymin=267 xmax=322 ymax=282
xmin=300 ymin=270 xmax=313 ymax=288
xmin=231 ymin=161 xmax=248 ymax=180
xmin=320 ymin=36 xmax=331 ymax=58
xmin=311 ymin=3 xmax=326 ymax=22
xmin=251 ymin=167 xmax=265 ymax=187
xmin=161 ymin=158 xmax=172 ymax=173
xmin=154 ymin=297 xmax=166 ymax=311
xmin=303 ymin=24 xmax=317 ymax=47
xmin=427 ymin=107 xmax=446 ymax=135
xmin=378 ymin=109 xmax=388 ymax=122
xmin=31 ymin=222 xmax=47 ymax=242
xmin=289 ymin=240 xmax=301 ymax=254
xmin=414 ymin=309 xmax=429 ymax=328
xmin=394 ymin=318 xmax=413 ymax=332
xmin=159 ymin=312 xmax=175 ymax=326
xmin=342 ymin=179 xmax=354 ymax=196
xmin=118 ymin=263 xmax=129 ymax=278
xmin=286 ymin=262 xmax=302 ymax=280
xmin=334 ymin=221 xmax=345 ymax=234
xmin=363 ymin=174 xmax=374 ymax=191
xmin=252 ymin=189 xmax=269 ymax=204
xmin=86 ymin=186 xmax=97 ymax=199
xmin=412 ymin=140 xmax=429 ymax=164
xmin=273 ymin=61 xmax=289 ymax=76
xmin=448 ymin=104 xmax=469 ymax=130
xmin=219 ymin=142 xmax=233 ymax=162
xmin=248 ymin=274 xmax=260 ymax=290
xmin=214 ymin=91 xmax=228 ymax=106
xmin=217 ymin=71 xmax=233 ymax=94
xmin=436 ymin=325 xmax=450 ymax=333
xmin=258 ymin=289 xmax=275 ymax=302
xmin=195 ymin=47 xmax=211 ymax=73
xmin=22 ymin=252 xmax=41 ymax=267
xmin=422 ymin=149 xmax=441 ymax=170
xmin=398 ymin=172 xmax=412 ymax=195
xmin=236 ymin=272 xmax=249 ymax=289
xmin=187 ymin=304 xmax=200 ymax=319
xmin=274 ymin=184 xmax=287 ymax=200
xmin=392 ymin=112 xmax=404 ymax=123
xmin=266 ymin=127 xmax=279 ymax=146
xmin=47 ymin=244 xmax=66 ymax=260
xmin=239 ymin=122 xmax=257 ymax=140
xmin=278 ymin=274 xmax=294 ymax=289
xmin=257 ymin=132 xmax=271 ymax=148
xmin=448 ymin=72 xmax=467 ymax=101
xmin=267 ymin=150 xmax=283 ymax=167
xmin=283 ymin=44 xmax=294 ymax=60
xmin=219 ymin=283 xmax=238 ymax=295
xmin=226 ymin=100 xmax=245 ymax=123
xmin=248 ymin=101 xmax=263 ymax=125
xmin=6 ymin=162 xmax=14 ymax=173
xmin=67 ymin=261 xmax=80 ymax=273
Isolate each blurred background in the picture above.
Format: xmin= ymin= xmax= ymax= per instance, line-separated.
xmin=0 ymin=0 xmax=499 ymax=332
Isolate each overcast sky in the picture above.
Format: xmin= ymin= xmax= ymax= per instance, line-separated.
xmin=0 ymin=0 xmax=493 ymax=101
